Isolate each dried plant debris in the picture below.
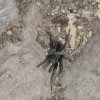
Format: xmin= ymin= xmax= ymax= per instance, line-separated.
xmin=0 ymin=25 xmax=22 ymax=49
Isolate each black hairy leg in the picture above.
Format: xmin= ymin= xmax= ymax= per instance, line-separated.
xmin=58 ymin=58 xmax=63 ymax=75
xmin=50 ymin=63 xmax=58 ymax=91
xmin=37 ymin=57 xmax=52 ymax=68
xmin=37 ymin=31 xmax=72 ymax=92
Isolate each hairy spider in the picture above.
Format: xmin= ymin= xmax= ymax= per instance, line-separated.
xmin=37 ymin=31 xmax=73 ymax=91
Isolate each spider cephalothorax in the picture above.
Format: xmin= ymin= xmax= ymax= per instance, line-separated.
xmin=37 ymin=31 xmax=73 ymax=90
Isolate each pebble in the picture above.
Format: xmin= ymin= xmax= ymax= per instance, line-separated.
xmin=81 ymin=10 xmax=92 ymax=20
xmin=61 ymin=9 xmax=66 ymax=13
xmin=51 ymin=13 xmax=55 ymax=16
xmin=57 ymin=26 xmax=61 ymax=33
xmin=88 ymin=31 xmax=92 ymax=38
xmin=67 ymin=13 xmax=75 ymax=20
xmin=77 ymin=26 xmax=84 ymax=30
xmin=7 ymin=30 xmax=12 ymax=35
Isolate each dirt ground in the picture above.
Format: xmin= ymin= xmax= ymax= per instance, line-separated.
xmin=0 ymin=0 xmax=100 ymax=100
xmin=35 ymin=0 xmax=100 ymax=99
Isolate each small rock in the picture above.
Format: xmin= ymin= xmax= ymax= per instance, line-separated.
xmin=51 ymin=13 xmax=55 ymax=16
xmin=61 ymin=9 xmax=66 ymax=13
xmin=77 ymin=26 xmax=84 ymax=30
xmin=88 ymin=31 xmax=92 ymax=38
xmin=7 ymin=30 xmax=12 ymax=35
xmin=67 ymin=13 xmax=75 ymax=20
xmin=82 ymin=36 xmax=88 ymax=45
xmin=57 ymin=26 xmax=61 ymax=33
xmin=79 ymin=32 xmax=84 ymax=36
xmin=81 ymin=10 xmax=92 ymax=20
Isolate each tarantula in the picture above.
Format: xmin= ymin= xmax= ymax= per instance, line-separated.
xmin=37 ymin=31 xmax=73 ymax=90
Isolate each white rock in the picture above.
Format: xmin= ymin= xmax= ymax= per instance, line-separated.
xmin=77 ymin=26 xmax=84 ymax=30
xmin=67 ymin=13 xmax=75 ymax=20
xmin=88 ymin=31 xmax=92 ymax=38
xmin=61 ymin=9 xmax=66 ymax=13
xmin=7 ymin=30 xmax=12 ymax=35
xmin=57 ymin=26 xmax=61 ymax=33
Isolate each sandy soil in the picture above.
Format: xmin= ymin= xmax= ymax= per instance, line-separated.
xmin=0 ymin=0 xmax=100 ymax=100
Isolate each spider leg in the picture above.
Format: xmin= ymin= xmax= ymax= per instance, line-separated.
xmin=37 ymin=56 xmax=57 ymax=70
xmin=58 ymin=58 xmax=63 ymax=75
xmin=45 ymin=31 xmax=55 ymax=49
xmin=45 ymin=31 xmax=54 ymax=43
xmin=48 ymin=63 xmax=55 ymax=73
xmin=37 ymin=57 xmax=52 ymax=68
xmin=48 ymin=55 xmax=60 ymax=72
xmin=42 ymin=56 xmax=58 ymax=69
xmin=42 ymin=61 xmax=50 ymax=70
xmin=50 ymin=63 xmax=58 ymax=91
